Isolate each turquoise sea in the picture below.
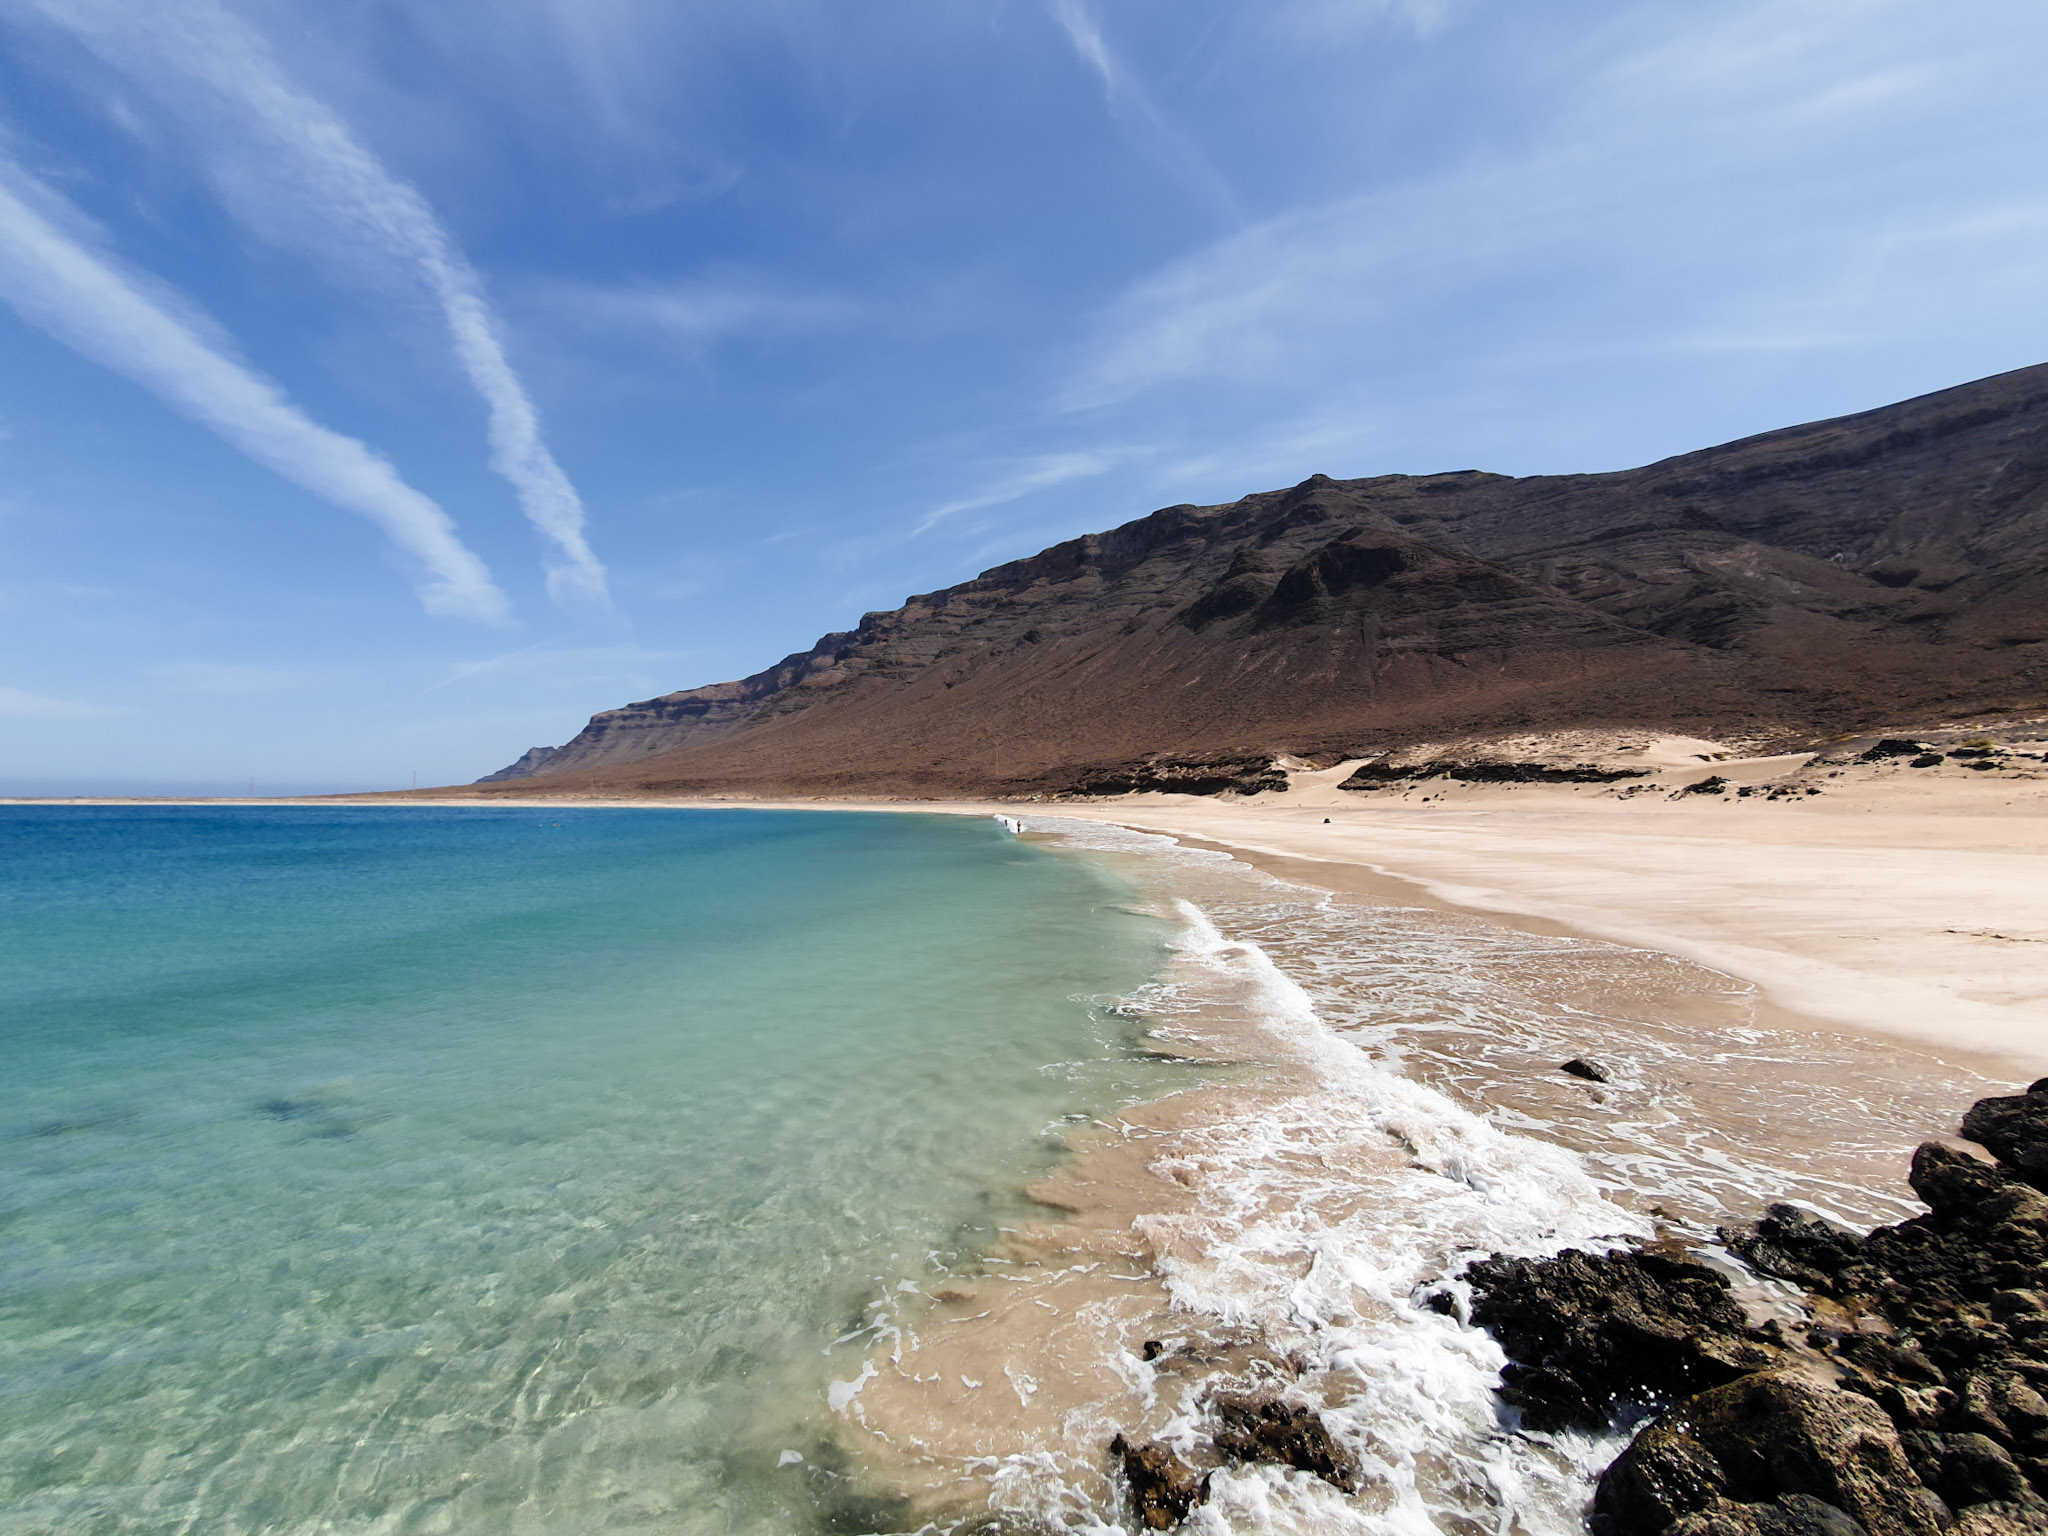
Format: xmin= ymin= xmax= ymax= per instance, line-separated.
xmin=0 ymin=806 xmax=1176 ymax=1535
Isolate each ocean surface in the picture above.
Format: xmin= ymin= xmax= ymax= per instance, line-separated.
xmin=2 ymin=805 xmax=1990 ymax=1536
xmin=0 ymin=806 xmax=1177 ymax=1535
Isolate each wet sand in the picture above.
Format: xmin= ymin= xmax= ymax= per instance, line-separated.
xmin=1039 ymin=760 xmax=2048 ymax=1075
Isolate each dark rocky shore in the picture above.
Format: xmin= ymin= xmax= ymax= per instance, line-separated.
xmin=1108 ymin=1083 xmax=2048 ymax=1535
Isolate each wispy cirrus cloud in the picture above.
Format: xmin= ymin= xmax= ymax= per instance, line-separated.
xmin=11 ymin=0 xmax=611 ymax=611
xmin=0 ymin=161 xmax=511 ymax=621
xmin=917 ymin=449 xmax=1128 ymax=532
xmin=1046 ymin=0 xmax=1241 ymax=223
xmin=1060 ymin=0 xmax=2048 ymax=419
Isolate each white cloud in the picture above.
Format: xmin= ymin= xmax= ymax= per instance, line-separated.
xmin=1270 ymin=0 xmax=1465 ymax=43
xmin=917 ymin=450 xmax=1125 ymax=532
xmin=1060 ymin=0 xmax=2048 ymax=415
xmin=14 ymin=0 xmax=611 ymax=611
xmin=0 ymin=159 xmax=511 ymax=622
xmin=1045 ymin=0 xmax=1240 ymax=222
xmin=0 ymin=685 xmax=124 ymax=718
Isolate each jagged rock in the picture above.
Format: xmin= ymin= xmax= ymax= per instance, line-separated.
xmin=1664 ymin=1494 xmax=1872 ymax=1536
xmin=1465 ymin=1247 xmax=1779 ymax=1431
xmin=1964 ymin=1086 xmax=2048 ymax=1189
xmin=1595 ymin=1370 xmax=1946 ymax=1536
xmin=1953 ymin=1502 xmax=2048 ymax=1536
xmin=1721 ymin=1205 xmax=1865 ymax=1291
xmin=1109 ymin=1434 xmax=1209 ymax=1529
xmin=1912 ymin=1143 xmax=2011 ymax=1216
xmin=1208 ymin=1392 xmax=1361 ymax=1492
xmin=1562 ymin=1057 xmax=1612 ymax=1083
xmin=1074 ymin=755 xmax=1290 ymax=797
xmin=1470 ymin=1087 xmax=2048 ymax=1536
xmin=1922 ymin=1433 xmax=2035 ymax=1509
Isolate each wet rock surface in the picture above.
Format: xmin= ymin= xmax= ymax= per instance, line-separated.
xmin=1104 ymin=1391 xmax=1358 ymax=1526
xmin=1465 ymin=1246 xmax=1780 ymax=1431
xmin=1209 ymin=1391 xmax=1362 ymax=1491
xmin=1463 ymin=1083 xmax=2048 ymax=1536
xmin=1109 ymin=1434 xmax=1210 ymax=1529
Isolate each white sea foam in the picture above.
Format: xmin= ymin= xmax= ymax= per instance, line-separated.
xmin=1097 ymin=899 xmax=1643 ymax=1535
xmin=948 ymin=814 xmax=1982 ymax=1535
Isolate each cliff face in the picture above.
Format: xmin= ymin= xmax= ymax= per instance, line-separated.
xmin=480 ymin=363 xmax=2048 ymax=797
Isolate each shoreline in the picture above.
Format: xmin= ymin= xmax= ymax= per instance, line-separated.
xmin=11 ymin=779 xmax=2038 ymax=1530
xmin=827 ymin=809 xmax=2010 ymax=1531
xmin=15 ymin=761 xmax=2041 ymax=1074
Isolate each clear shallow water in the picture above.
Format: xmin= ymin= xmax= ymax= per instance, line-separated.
xmin=839 ymin=819 xmax=1986 ymax=1536
xmin=0 ymin=806 xmax=1176 ymax=1535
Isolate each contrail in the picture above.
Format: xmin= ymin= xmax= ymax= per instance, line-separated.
xmin=11 ymin=0 xmax=611 ymax=610
xmin=0 ymin=163 xmax=511 ymax=622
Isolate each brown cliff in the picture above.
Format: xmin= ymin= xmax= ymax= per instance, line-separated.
xmin=476 ymin=363 xmax=2048 ymax=798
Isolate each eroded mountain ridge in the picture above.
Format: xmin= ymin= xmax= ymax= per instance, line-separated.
xmin=479 ymin=364 xmax=2048 ymax=797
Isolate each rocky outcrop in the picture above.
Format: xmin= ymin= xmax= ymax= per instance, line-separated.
xmin=1209 ymin=1392 xmax=1362 ymax=1491
xmin=1596 ymin=1369 xmax=1946 ymax=1536
xmin=1341 ymin=758 xmax=1649 ymax=789
xmin=1465 ymin=1246 xmax=1780 ymax=1431
xmin=471 ymin=363 xmax=2048 ymax=796
xmin=1109 ymin=1434 xmax=1209 ymax=1529
xmin=1104 ymin=1391 xmax=1358 ymax=1527
xmin=1461 ymin=1084 xmax=2048 ymax=1536
xmin=1067 ymin=755 xmax=1291 ymax=797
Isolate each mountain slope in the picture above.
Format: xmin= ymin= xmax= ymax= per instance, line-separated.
xmin=478 ymin=363 xmax=2048 ymax=797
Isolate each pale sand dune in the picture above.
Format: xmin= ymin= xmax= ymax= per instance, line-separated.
xmin=1046 ymin=765 xmax=2048 ymax=1072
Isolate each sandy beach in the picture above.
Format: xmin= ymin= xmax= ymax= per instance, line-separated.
xmin=164 ymin=735 xmax=2033 ymax=1076
xmin=1045 ymin=756 xmax=2048 ymax=1075
xmin=31 ymin=740 xmax=2043 ymax=1070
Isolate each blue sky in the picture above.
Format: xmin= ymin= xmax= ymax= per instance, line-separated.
xmin=2 ymin=0 xmax=2045 ymax=792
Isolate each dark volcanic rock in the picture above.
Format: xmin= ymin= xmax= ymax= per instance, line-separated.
xmin=1562 ymin=1057 xmax=1613 ymax=1083
xmin=473 ymin=744 xmax=559 ymax=784
xmin=1560 ymin=1085 xmax=2048 ymax=1536
xmin=1919 ymin=1433 xmax=2034 ymax=1510
xmin=1340 ymin=759 xmax=1649 ymax=789
xmin=1963 ymin=1084 xmax=2048 ymax=1189
xmin=1665 ymin=1492 xmax=1878 ymax=1536
xmin=1953 ymin=1503 xmax=2048 ymax=1536
xmin=1108 ymin=1434 xmax=1209 ymax=1529
xmin=1595 ymin=1370 xmax=1945 ymax=1536
xmin=1464 ymin=1247 xmax=1779 ymax=1431
xmin=1208 ymin=1392 xmax=1361 ymax=1491
xmin=1721 ymin=1204 xmax=1866 ymax=1291
xmin=1070 ymin=754 xmax=1289 ymax=797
